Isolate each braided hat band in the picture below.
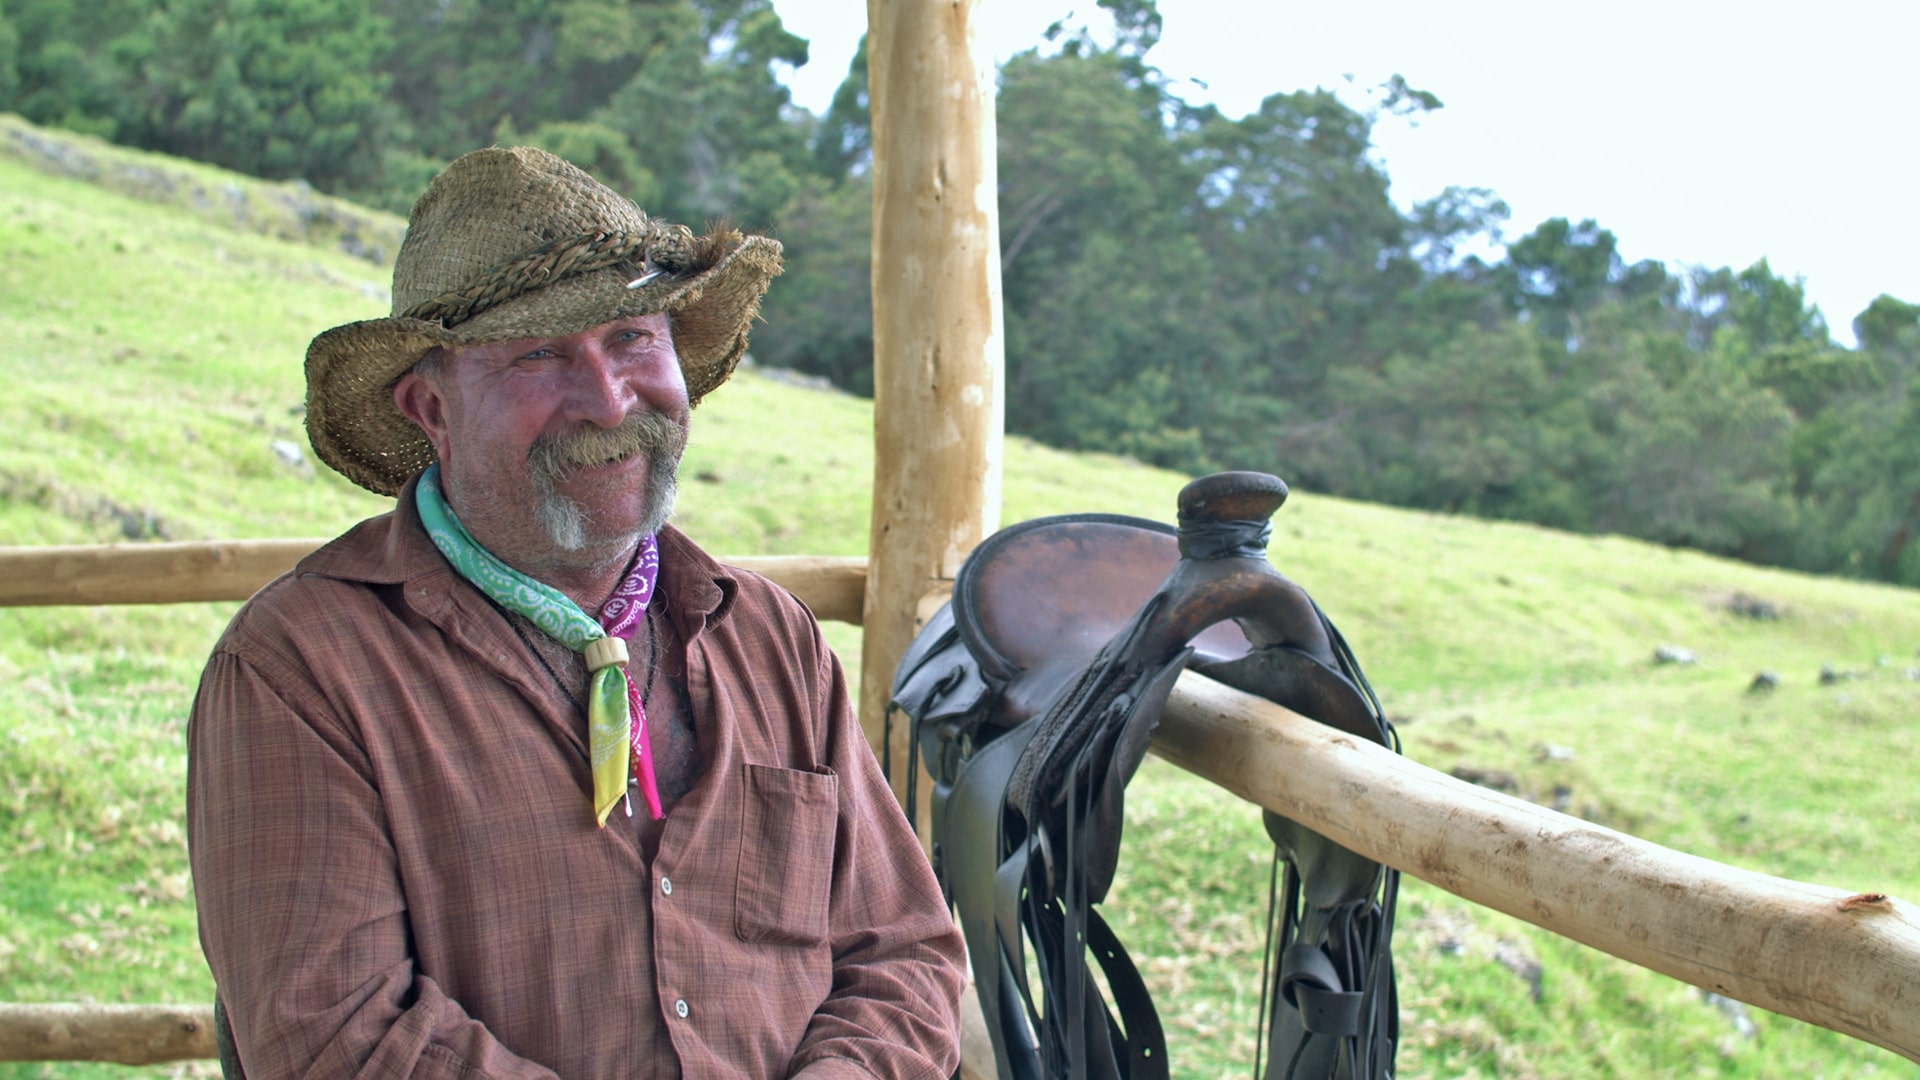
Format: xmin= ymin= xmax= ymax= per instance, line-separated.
xmin=400 ymin=225 xmax=693 ymax=329
xmin=304 ymin=146 xmax=783 ymax=497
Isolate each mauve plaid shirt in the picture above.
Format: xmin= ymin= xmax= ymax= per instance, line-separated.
xmin=187 ymin=485 xmax=966 ymax=1079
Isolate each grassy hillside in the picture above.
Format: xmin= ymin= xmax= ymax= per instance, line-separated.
xmin=2 ymin=118 xmax=1916 ymax=1079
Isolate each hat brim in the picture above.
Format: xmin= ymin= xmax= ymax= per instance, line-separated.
xmin=306 ymin=231 xmax=781 ymax=497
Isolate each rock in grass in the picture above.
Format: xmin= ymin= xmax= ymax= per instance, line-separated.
xmin=1747 ymin=671 xmax=1780 ymax=692
xmin=1654 ymin=645 xmax=1698 ymax=665
xmin=1699 ymin=991 xmax=1758 ymax=1040
xmin=1818 ymin=664 xmax=1862 ymax=685
xmin=1726 ymin=593 xmax=1782 ymax=620
xmin=1450 ymin=766 xmax=1518 ymax=793
xmin=270 ymin=439 xmax=313 ymax=477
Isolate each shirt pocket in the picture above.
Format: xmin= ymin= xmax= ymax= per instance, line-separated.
xmin=734 ymin=762 xmax=839 ymax=946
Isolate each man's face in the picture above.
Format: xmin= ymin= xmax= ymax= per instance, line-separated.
xmin=394 ymin=313 xmax=690 ymax=570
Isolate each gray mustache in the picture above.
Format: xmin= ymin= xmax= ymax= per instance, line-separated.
xmin=528 ymin=412 xmax=686 ymax=479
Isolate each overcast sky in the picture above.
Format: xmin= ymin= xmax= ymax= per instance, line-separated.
xmin=768 ymin=0 xmax=1917 ymax=347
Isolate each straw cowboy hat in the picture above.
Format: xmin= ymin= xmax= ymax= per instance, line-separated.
xmin=305 ymin=145 xmax=783 ymax=496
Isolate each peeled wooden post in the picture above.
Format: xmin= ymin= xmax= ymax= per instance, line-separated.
xmin=859 ymin=0 xmax=1006 ymax=791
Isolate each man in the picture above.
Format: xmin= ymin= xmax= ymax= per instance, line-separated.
xmin=187 ymin=146 xmax=967 ymax=1080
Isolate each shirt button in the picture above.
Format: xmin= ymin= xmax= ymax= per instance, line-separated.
xmin=674 ymin=998 xmax=689 ymax=1019
xmin=660 ymin=876 xmax=673 ymax=896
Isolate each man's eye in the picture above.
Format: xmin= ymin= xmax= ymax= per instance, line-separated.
xmin=518 ymin=348 xmax=555 ymax=362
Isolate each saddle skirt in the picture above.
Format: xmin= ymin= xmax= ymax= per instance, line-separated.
xmin=890 ymin=472 xmax=1401 ymax=1080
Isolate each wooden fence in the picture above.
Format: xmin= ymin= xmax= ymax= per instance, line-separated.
xmin=1 ymin=541 xmax=1917 ymax=1069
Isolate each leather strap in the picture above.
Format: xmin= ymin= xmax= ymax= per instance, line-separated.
xmin=1279 ymin=943 xmax=1365 ymax=1035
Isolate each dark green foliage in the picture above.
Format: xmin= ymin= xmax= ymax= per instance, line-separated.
xmin=3 ymin=0 xmax=153 ymax=138
xmin=1494 ymin=217 xmax=1671 ymax=347
xmin=1 ymin=0 xmax=394 ymax=188
xmin=381 ymin=0 xmax=694 ymax=168
xmin=138 ymin=0 xmax=397 ymax=189
xmin=754 ymin=173 xmax=875 ymax=394
xmin=995 ymin=48 xmax=1209 ymax=467
xmin=1182 ymin=87 xmax=1418 ymax=484
xmin=1337 ymin=323 xmax=1582 ymax=520
xmin=0 ymin=2 xmax=18 ymax=105
xmin=520 ymin=119 xmax=660 ymax=209
xmin=1798 ymin=298 xmax=1920 ymax=580
xmin=0 ymin=0 xmax=807 ymax=214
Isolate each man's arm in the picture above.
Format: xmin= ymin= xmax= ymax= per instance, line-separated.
xmin=188 ymin=648 xmax=558 ymax=1080
xmin=783 ymin=636 xmax=968 ymax=1080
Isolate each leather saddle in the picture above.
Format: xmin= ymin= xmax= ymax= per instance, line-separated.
xmin=890 ymin=472 xmax=1399 ymax=1079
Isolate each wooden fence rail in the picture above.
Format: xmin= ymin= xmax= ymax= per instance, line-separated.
xmin=1158 ymin=672 xmax=1920 ymax=1065
xmin=0 ymin=542 xmax=869 ymax=624
xmin=0 ymin=1004 xmax=216 ymax=1065
xmin=2 ymin=544 xmax=1916 ymax=1066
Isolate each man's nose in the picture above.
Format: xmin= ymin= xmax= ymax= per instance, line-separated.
xmin=564 ymin=342 xmax=638 ymax=428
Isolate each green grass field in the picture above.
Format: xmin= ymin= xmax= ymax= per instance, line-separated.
xmin=2 ymin=117 xmax=1916 ymax=1079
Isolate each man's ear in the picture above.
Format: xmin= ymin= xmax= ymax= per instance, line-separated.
xmin=393 ymin=369 xmax=453 ymax=461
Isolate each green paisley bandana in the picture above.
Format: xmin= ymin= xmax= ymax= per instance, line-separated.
xmin=416 ymin=464 xmax=661 ymax=827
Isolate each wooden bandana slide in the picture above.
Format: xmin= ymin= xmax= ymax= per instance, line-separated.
xmin=890 ymin=472 xmax=1400 ymax=1080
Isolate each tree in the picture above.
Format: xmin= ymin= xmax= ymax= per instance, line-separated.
xmin=1376 ymin=187 xmax=1511 ymax=362
xmin=1336 ymin=323 xmax=1590 ymax=523
xmin=518 ymin=120 xmax=659 ymax=209
xmin=1798 ymin=296 xmax=1920 ymax=583
xmin=370 ymin=0 xmax=812 ymax=222
xmin=0 ymin=1 xmax=19 ymax=105
xmin=1094 ymin=0 xmax=1162 ymax=55
xmin=1801 ymin=394 xmax=1920 ymax=584
xmin=1183 ymin=87 xmax=1414 ymax=483
xmin=380 ymin=0 xmax=666 ymax=166
xmin=135 ymin=0 xmax=397 ymax=191
xmin=989 ymin=47 xmax=1214 ymax=466
xmin=1576 ymin=314 xmax=1797 ymax=560
xmin=678 ymin=0 xmax=810 ymax=225
xmin=0 ymin=0 xmax=153 ymax=138
xmin=1406 ymin=186 xmax=1507 ymax=276
xmin=588 ymin=0 xmax=808 ymax=226
xmin=1854 ymin=294 xmax=1919 ymax=397
xmin=1495 ymin=217 xmax=1668 ymax=348
xmin=752 ymin=174 xmax=876 ymax=393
